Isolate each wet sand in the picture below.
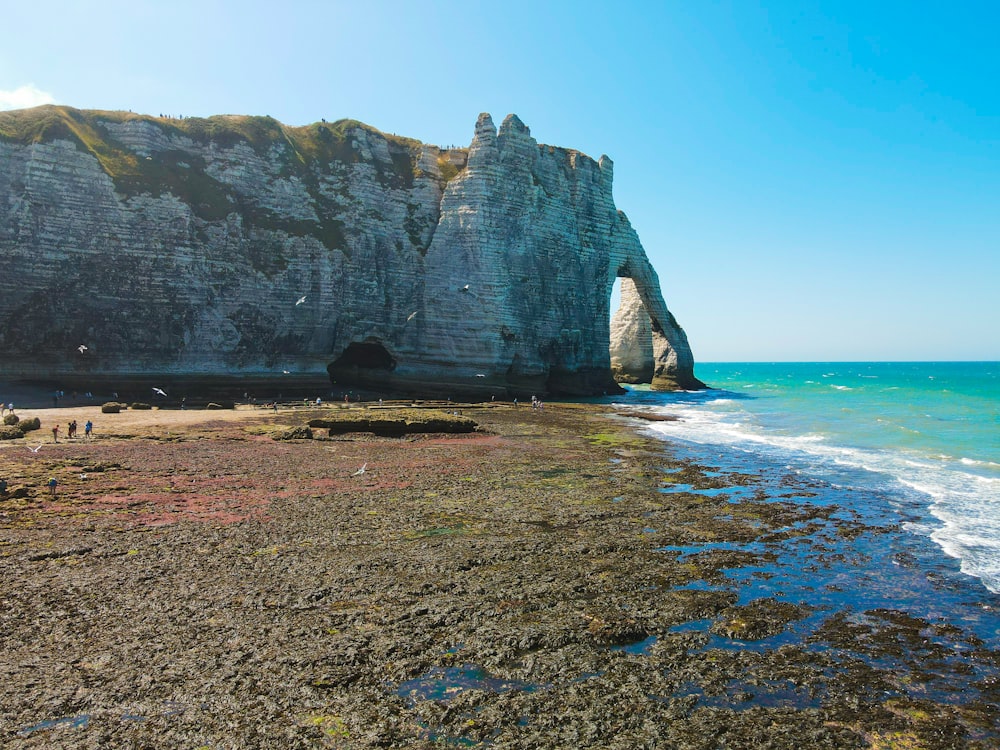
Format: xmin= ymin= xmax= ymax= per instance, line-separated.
xmin=1 ymin=402 xmax=998 ymax=748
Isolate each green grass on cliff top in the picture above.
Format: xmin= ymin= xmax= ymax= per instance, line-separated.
xmin=0 ymin=106 xmax=466 ymax=250
xmin=0 ymin=106 xmax=461 ymax=188
xmin=0 ymin=105 xmax=432 ymax=159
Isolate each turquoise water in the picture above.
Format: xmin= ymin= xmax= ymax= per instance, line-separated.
xmin=616 ymin=362 xmax=1000 ymax=593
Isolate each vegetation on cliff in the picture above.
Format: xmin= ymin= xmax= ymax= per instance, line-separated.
xmin=0 ymin=105 xmax=466 ymax=252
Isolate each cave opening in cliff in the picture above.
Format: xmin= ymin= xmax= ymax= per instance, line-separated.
xmin=330 ymin=341 xmax=397 ymax=371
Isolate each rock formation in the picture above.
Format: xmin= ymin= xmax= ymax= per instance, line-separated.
xmin=0 ymin=106 xmax=703 ymax=396
xmin=609 ymin=278 xmax=654 ymax=384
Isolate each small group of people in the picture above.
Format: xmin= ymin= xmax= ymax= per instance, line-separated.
xmin=531 ymin=395 xmax=545 ymax=410
xmin=51 ymin=420 xmax=93 ymax=442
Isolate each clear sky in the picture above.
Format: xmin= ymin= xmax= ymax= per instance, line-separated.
xmin=1 ymin=0 xmax=997 ymax=362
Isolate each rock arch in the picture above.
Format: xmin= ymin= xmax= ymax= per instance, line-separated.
xmin=607 ymin=224 xmax=705 ymax=391
xmin=609 ymin=278 xmax=654 ymax=383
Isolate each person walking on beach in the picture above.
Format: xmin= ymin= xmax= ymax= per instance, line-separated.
xmin=47 ymin=477 xmax=57 ymax=496
xmin=85 ymin=420 xmax=93 ymax=438
xmin=51 ymin=424 xmax=59 ymax=443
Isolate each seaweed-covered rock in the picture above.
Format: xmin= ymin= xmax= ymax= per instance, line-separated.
xmin=710 ymin=598 xmax=810 ymax=641
xmin=3 ymin=413 xmax=18 ymax=425
xmin=308 ymin=408 xmax=476 ymax=436
xmin=0 ymin=425 xmax=22 ymax=440
xmin=130 ymin=402 xmax=152 ymax=410
xmin=101 ymin=402 xmax=122 ymax=413
xmin=274 ymin=426 xmax=313 ymax=440
xmin=18 ymin=416 xmax=41 ymax=432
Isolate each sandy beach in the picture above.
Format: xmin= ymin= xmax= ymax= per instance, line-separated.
xmin=2 ymin=401 xmax=998 ymax=748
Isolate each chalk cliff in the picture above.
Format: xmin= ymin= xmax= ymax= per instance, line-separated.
xmin=0 ymin=106 xmax=702 ymax=396
xmin=609 ymin=278 xmax=654 ymax=384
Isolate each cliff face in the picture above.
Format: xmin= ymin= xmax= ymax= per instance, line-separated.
xmin=0 ymin=106 xmax=702 ymax=395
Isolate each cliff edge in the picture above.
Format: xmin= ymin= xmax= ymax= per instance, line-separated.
xmin=0 ymin=106 xmax=703 ymax=396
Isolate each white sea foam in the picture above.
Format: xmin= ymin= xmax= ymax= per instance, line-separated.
xmin=961 ymin=457 xmax=1000 ymax=470
xmin=630 ymin=397 xmax=1000 ymax=595
xmin=902 ymin=521 xmax=936 ymax=536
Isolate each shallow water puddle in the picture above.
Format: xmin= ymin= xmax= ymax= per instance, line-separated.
xmin=18 ymin=714 xmax=90 ymax=736
xmin=657 ymin=541 xmax=766 ymax=556
xmin=396 ymin=664 xmax=541 ymax=703
xmin=18 ymin=701 xmax=191 ymax=737
xmin=658 ymin=483 xmax=756 ymax=500
xmin=611 ymin=634 xmax=658 ymax=655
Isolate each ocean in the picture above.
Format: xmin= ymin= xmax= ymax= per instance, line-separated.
xmin=611 ymin=362 xmax=1000 ymax=644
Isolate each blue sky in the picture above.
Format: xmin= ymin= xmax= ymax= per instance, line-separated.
xmin=1 ymin=0 xmax=997 ymax=361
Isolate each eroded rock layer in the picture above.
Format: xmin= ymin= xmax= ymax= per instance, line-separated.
xmin=0 ymin=106 xmax=702 ymax=395
xmin=610 ymin=278 xmax=654 ymax=384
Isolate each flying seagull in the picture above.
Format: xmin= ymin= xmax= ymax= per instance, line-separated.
xmin=296 ymin=295 xmax=307 ymax=306
xmin=77 ymin=345 xmax=88 ymax=353
xmin=406 ymin=311 xmax=419 ymax=322
xmin=352 ymin=463 xmax=367 ymax=476
xmin=475 ymin=374 xmax=486 ymax=378
xmin=282 ymin=370 xmax=291 ymax=375
xmin=152 ymin=387 xmax=168 ymax=397
xmin=461 ymin=284 xmax=470 ymax=292
xmin=27 ymin=444 xmax=42 ymax=453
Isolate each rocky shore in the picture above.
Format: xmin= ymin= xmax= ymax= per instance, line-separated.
xmin=2 ymin=401 xmax=998 ymax=748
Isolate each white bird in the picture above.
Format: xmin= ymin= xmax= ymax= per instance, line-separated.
xmin=296 ymin=295 xmax=307 ymax=306
xmin=152 ymin=387 xmax=168 ymax=397
xmin=352 ymin=463 xmax=367 ymax=476
xmin=475 ymin=373 xmax=486 ymax=378
xmin=282 ymin=370 xmax=291 ymax=375
xmin=406 ymin=311 xmax=419 ymax=322
xmin=27 ymin=444 xmax=42 ymax=453
xmin=461 ymin=284 xmax=470 ymax=292
xmin=79 ymin=473 xmax=88 ymax=480
xmin=77 ymin=344 xmax=88 ymax=353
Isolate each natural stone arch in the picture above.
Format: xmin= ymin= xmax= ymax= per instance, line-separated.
xmin=607 ymin=229 xmax=704 ymax=390
xmin=609 ymin=277 xmax=653 ymax=383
